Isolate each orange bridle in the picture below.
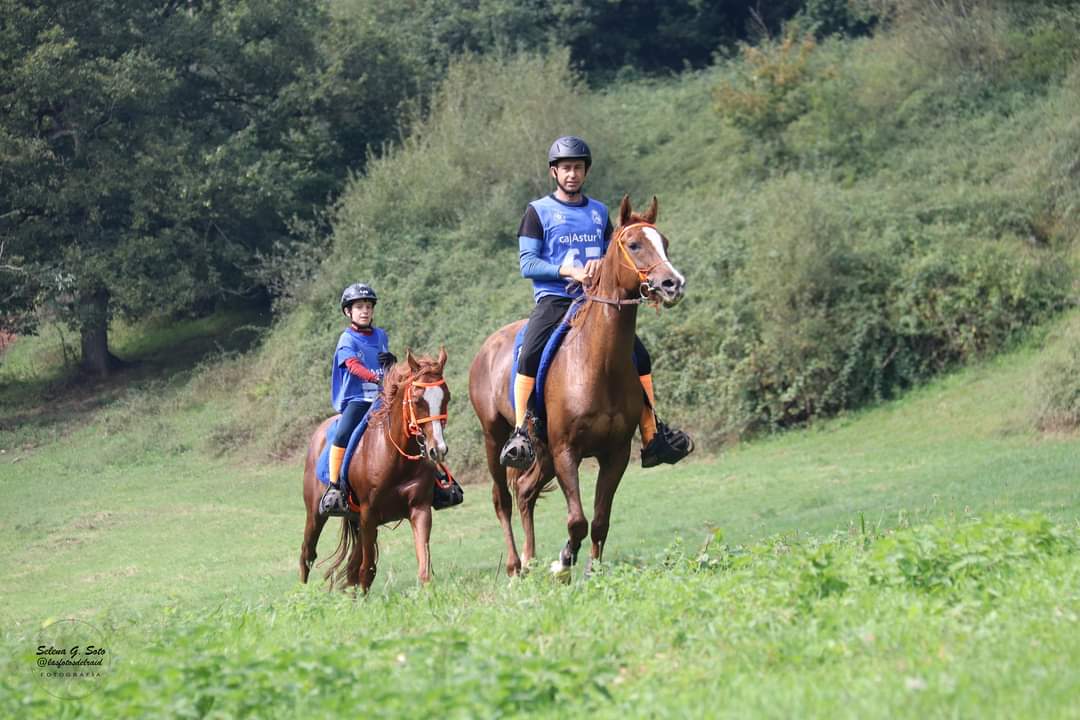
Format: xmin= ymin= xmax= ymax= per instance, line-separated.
xmin=386 ymin=377 xmax=448 ymax=461
xmin=614 ymin=222 xmax=668 ymax=285
xmin=584 ymin=222 xmax=668 ymax=308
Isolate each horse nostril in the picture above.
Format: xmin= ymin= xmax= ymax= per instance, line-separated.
xmin=662 ymin=278 xmax=677 ymax=290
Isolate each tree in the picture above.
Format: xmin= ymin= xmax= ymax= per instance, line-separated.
xmin=0 ymin=0 xmax=361 ymax=375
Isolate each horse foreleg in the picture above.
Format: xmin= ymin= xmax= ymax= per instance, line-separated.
xmin=409 ymin=505 xmax=433 ymax=584
xmin=299 ymin=508 xmax=328 ymax=584
xmin=345 ymin=517 xmax=363 ymax=590
xmin=486 ymin=432 xmax=521 ymax=576
xmin=359 ymin=510 xmax=379 ymax=593
xmin=494 ymin=480 xmax=522 ymax=576
xmin=552 ymin=449 xmax=588 ymax=572
xmin=590 ymin=446 xmax=631 ymax=569
xmin=515 ymin=462 xmax=550 ymax=570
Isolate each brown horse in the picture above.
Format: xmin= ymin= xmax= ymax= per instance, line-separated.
xmin=469 ymin=195 xmax=686 ymax=577
xmin=300 ymin=348 xmax=451 ymax=592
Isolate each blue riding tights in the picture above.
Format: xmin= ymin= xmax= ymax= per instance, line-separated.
xmin=333 ymin=400 xmax=372 ymax=448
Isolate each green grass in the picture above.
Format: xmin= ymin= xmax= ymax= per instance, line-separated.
xmin=1 ymin=311 xmax=1079 ymax=716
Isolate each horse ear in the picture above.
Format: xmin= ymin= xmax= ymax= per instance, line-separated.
xmin=437 ymin=345 xmax=447 ymax=369
xmin=617 ymin=194 xmax=633 ymax=227
xmin=642 ymin=195 xmax=658 ymax=224
xmin=406 ymin=348 xmax=420 ymax=372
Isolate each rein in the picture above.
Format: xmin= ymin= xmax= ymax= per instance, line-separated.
xmin=583 ymin=222 xmax=666 ymax=309
xmin=386 ymin=377 xmax=448 ymax=461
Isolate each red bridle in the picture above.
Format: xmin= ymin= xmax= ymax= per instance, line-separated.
xmin=386 ymin=377 xmax=448 ymax=461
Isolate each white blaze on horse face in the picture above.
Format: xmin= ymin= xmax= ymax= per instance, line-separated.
xmin=422 ymin=384 xmax=448 ymax=457
xmin=642 ymin=226 xmax=686 ymax=286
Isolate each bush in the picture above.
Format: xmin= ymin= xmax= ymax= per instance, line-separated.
xmin=714 ymin=33 xmax=824 ymax=161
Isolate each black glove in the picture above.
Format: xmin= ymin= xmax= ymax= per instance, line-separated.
xmin=378 ymin=351 xmax=397 ymax=368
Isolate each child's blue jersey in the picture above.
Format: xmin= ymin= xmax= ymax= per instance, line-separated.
xmin=524 ymin=194 xmax=609 ymax=301
xmin=330 ymin=327 xmax=389 ymax=412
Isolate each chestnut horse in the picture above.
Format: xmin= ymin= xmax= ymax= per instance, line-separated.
xmin=300 ymin=348 xmax=450 ymax=593
xmin=469 ymin=196 xmax=686 ymax=577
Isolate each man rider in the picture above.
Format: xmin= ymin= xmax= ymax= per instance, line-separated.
xmin=499 ymin=135 xmax=694 ymax=470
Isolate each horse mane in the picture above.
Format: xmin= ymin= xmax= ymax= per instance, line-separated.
xmin=569 ymin=209 xmax=651 ymax=329
xmin=369 ymin=355 xmax=444 ymax=423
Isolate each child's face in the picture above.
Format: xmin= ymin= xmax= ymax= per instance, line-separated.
xmin=347 ymin=300 xmax=375 ymax=327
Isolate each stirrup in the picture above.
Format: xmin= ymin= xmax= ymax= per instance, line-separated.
xmin=318 ymin=483 xmax=350 ymax=516
xmin=433 ymin=467 xmax=464 ymax=510
xmin=499 ymin=427 xmax=535 ymax=470
xmin=641 ymin=421 xmax=695 ymax=468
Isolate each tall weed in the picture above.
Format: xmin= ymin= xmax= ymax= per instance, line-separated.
xmin=1030 ymin=313 xmax=1080 ymax=433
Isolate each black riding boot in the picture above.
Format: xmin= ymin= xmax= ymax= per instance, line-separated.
xmin=641 ymin=421 xmax=695 ymax=468
xmin=499 ymin=426 xmax=535 ymax=469
xmin=432 ymin=467 xmax=464 ymax=510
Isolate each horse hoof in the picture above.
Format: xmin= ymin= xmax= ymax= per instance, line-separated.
xmin=549 ymin=560 xmax=571 ymax=584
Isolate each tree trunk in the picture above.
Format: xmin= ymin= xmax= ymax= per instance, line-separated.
xmin=78 ymin=287 xmax=122 ymax=377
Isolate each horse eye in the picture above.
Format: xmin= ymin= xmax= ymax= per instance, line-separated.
xmin=628 ymin=242 xmax=640 ymax=251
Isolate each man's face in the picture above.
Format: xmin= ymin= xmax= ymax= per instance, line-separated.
xmin=551 ymin=159 xmax=588 ymax=195
xmin=347 ymin=299 xmax=375 ymax=327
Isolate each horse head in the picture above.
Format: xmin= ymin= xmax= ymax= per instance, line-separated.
xmin=401 ymin=346 xmax=450 ymax=464
xmin=610 ymin=195 xmax=686 ymax=307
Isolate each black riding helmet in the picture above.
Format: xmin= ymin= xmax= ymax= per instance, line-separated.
xmin=548 ymin=136 xmax=592 ymax=169
xmin=340 ymin=282 xmax=377 ymax=313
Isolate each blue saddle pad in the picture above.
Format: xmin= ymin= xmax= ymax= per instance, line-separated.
xmin=510 ymin=301 xmax=583 ymax=424
xmin=315 ymin=398 xmax=381 ymax=485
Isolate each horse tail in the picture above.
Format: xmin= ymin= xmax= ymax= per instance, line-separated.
xmin=323 ymin=516 xmax=360 ymax=591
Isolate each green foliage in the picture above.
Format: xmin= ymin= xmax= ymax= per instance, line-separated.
xmin=867 ymin=514 xmax=1075 ymax=594
xmin=235 ymin=0 xmax=1080 ymax=458
xmin=3 ymin=307 xmax=1080 ymax=716
xmin=222 ymin=50 xmax=587 ymax=463
xmin=0 ymin=1 xmax=360 ymax=370
xmin=8 ymin=0 xmax=1080 ymax=449
xmin=714 ymin=33 xmax=824 ymax=160
xmin=2 ymin=515 xmax=1077 ymax=718
xmin=799 ymin=0 xmax=882 ymax=37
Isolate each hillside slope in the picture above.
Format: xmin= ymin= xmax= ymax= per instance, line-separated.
xmin=226 ymin=8 xmax=1080 ymax=467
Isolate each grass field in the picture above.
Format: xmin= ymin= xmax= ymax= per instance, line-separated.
xmin=1 ymin=315 xmax=1079 ymax=717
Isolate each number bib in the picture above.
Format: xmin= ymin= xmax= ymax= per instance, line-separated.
xmin=528 ymin=195 xmax=609 ymax=301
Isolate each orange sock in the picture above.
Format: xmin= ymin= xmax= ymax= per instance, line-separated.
xmin=513 ymin=374 xmax=536 ymax=428
xmin=639 ymin=374 xmax=657 ymax=445
xmin=639 ymin=373 xmax=656 ymax=409
xmin=328 ymin=445 xmax=347 ymax=487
